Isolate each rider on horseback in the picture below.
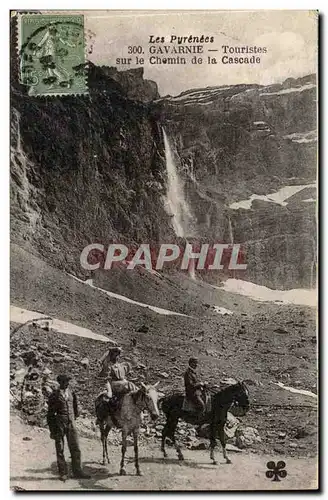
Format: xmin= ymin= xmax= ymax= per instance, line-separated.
xmin=184 ymin=357 xmax=206 ymax=416
xmin=99 ymin=347 xmax=137 ymax=403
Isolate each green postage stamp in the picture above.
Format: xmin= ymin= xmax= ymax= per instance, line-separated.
xmin=18 ymin=13 xmax=87 ymax=96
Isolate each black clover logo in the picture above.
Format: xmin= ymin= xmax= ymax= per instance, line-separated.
xmin=266 ymin=461 xmax=287 ymax=481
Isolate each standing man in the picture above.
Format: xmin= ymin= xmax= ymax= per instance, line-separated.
xmin=184 ymin=357 xmax=206 ymax=416
xmin=47 ymin=374 xmax=90 ymax=482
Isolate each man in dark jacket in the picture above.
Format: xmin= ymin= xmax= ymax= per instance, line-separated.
xmin=184 ymin=357 xmax=205 ymax=415
xmin=47 ymin=374 xmax=90 ymax=482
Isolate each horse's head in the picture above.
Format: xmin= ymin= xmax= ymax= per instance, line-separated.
xmin=232 ymin=381 xmax=250 ymax=416
xmin=139 ymin=382 xmax=161 ymax=421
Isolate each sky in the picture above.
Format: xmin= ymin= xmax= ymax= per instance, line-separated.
xmin=83 ymin=10 xmax=318 ymax=96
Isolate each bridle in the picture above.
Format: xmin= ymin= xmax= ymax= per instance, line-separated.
xmin=230 ymin=382 xmax=250 ymax=412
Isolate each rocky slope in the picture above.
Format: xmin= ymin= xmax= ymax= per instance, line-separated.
xmin=10 ymin=244 xmax=317 ymax=459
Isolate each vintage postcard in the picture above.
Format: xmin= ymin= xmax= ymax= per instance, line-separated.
xmin=10 ymin=10 xmax=318 ymax=491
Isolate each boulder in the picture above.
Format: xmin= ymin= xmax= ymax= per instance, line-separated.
xmin=13 ymin=368 xmax=26 ymax=384
xmin=52 ymin=351 xmax=67 ymax=361
xmin=243 ymin=379 xmax=258 ymax=386
xmin=294 ymin=428 xmax=309 ymax=439
xmin=235 ymin=427 xmax=262 ymax=449
xmin=196 ymin=412 xmax=240 ymax=441
xmin=80 ymin=357 xmax=90 ymax=368
xmin=190 ymin=440 xmax=207 ymax=450
xmin=225 ymin=412 xmax=241 ymax=439
xmin=62 ymin=354 xmax=74 ymax=362
xmin=53 ymin=356 xmax=64 ymax=363
xmin=137 ymin=325 xmax=149 ymax=333
xmin=58 ymin=343 xmax=70 ymax=351
xmin=273 ymin=327 xmax=288 ymax=334
xmin=220 ymin=377 xmax=238 ymax=388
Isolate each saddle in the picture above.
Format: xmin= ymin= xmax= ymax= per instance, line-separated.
xmin=95 ymin=392 xmax=122 ymax=424
xmin=182 ymin=390 xmax=212 ymax=414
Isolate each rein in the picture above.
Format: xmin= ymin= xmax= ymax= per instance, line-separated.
xmin=208 ymin=383 xmax=247 ymax=409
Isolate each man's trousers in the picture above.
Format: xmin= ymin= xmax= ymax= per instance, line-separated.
xmin=54 ymin=423 xmax=82 ymax=477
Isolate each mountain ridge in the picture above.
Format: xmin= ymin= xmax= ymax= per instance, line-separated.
xmin=10 ymin=62 xmax=317 ymax=288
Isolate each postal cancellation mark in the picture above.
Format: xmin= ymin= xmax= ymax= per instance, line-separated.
xmin=18 ymin=13 xmax=87 ymax=96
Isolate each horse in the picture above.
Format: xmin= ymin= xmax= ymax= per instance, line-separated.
xmin=95 ymin=382 xmax=161 ymax=476
xmin=160 ymin=381 xmax=250 ymax=465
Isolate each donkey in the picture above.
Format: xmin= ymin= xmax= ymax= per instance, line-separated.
xmin=95 ymin=382 xmax=161 ymax=476
xmin=160 ymin=381 xmax=250 ymax=465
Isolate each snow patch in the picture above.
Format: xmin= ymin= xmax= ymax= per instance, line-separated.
xmin=216 ymin=279 xmax=316 ymax=307
xmin=292 ymin=138 xmax=317 ymax=144
xmin=229 ymin=183 xmax=316 ymax=210
xmin=10 ymin=305 xmax=112 ymax=342
xmin=284 ymin=130 xmax=317 ymax=144
xmin=260 ymin=83 xmax=316 ymax=96
xmin=171 ymin=86 xmax=231 ymax=101
xmin=68 ymin=274 xmax=190 ymax=317
xmin=213 ymin=306 xmax=234 ymax=316
xmin=275 ymin=382 xmax=317 ymax=399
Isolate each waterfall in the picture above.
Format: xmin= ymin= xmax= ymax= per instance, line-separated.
xmin=163 ymin=128 xmax=196 ymax=279
xmin=189 ymin=258 xmax=196 ymax=280
xmin=163 ymin=128 xmax=193 ymax=238
xmin=227 ymin=215 xmax=234 ymax=244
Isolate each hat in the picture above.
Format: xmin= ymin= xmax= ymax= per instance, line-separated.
xmin=108 ymin=347 xmax=122 ymax=358
xmin=189 ymin=357 xmax=198 ymax=364
xmin=57 ymin=374 xmax=71 ymax=384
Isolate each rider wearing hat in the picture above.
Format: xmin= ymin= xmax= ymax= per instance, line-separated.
xmin=99 ymin=347 xmax=137 ymax=401
xmin=47 ymin=374 xmax=90 ymax=481
xmin=184 ymin=357 xmax=206 ymax=415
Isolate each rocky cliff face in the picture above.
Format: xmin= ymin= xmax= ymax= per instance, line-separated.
xmin=155 ymin=75 xmax=317 ymax=288
xmin=10 ymin=61 xmax=317 ymax=288
xmin=10 ymin=64 xmax=174 ymax=274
